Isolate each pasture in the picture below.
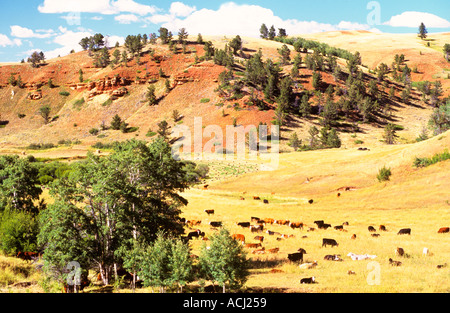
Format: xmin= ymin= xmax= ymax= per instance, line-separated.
xmin=181 ymin=188 xmax=449 ymax=293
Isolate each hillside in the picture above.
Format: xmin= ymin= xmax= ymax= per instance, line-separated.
xmin=0 ymin=32 xmax=447 ymax=155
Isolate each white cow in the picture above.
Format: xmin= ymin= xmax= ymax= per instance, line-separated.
xmin=347 ymin=252 xmax=377 ymax=260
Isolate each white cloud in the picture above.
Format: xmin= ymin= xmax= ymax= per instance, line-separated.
xmin=151 ymin=2 xmax=376 ymax=38
xmin=0 ymin=34 xmax=14 ymax=47
xmin=10 ymin=25 xmax=55 ymax=39
xmin=384 ymin=11 xmax=450 ymax=28
xmin=115 ymin=14 xmax=140 ymax=24
xmin=38 ymin=0 xmax=159 ymax=15
xmin=169 ymin=2 xmax=196 ymax=17
xmin=44 ymin=28 xmax=93 ymax=59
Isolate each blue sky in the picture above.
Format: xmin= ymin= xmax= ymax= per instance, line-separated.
xmin=0 ymin=0 xmax=449 ymax=62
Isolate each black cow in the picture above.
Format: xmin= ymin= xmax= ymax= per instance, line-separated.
xmin=237 ymin=222 xmax=251 ymax=228
xmin=397 ymin=228 xmax=411 ymax=235
xmin=314 ymin=220 xmax=324 ymax=227
xmin=288 ymin=252 xmax=304 ymax=263
xmin=322 ymin=238 xmax=339 ymax=247
xmin=300 ymin=277 xmax=316 ymax=284
xmin=368 ymin=226 xmax=376 ymax=232
xmin=319 ymin=223 xmax=331 ymax=230
xmin=209 ymin=221 xmax=223 ymax=228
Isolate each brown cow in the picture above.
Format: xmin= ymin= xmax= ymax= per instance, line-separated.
xmin=253 ymin=196 xmax=261 ymax=200
xmin=289 ymin=222 xmax=304 ymax=229
xmin=267 ymin=247 xmax=279 ymax=254
xmin=187 ymin=220 xmax=201 ymax=227
xmin=254 ymin=236 xmax=264 ymax=242
xmin=17 ymin=252 xmax=39 ymax=262
xmin=204 ymin=209 xmax=214 ymax=215
xmin=250 ymin=225 xmax=264 ymax=233
xmin=252 ymin=247 xmax=265 ymax=254
xmin=438 ymin=227 xmax=449 ymax=233
xmin=232 ymin=234 xmax=245 ymax=244
xmin=264 ymin=218 xmax=275 ymax=224
xmin=245 ymin=243 xmax=262 ymax=249
xmin=275 ymin=219 xmax=290 ymax=225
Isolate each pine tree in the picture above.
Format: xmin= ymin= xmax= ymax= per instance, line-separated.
xmin=260 ymin=24 xmax=268 ymax=39
xmin=299 ymin=94 xmax=312 ymax=118
xmin=147 ymin=85 xmax=157 ymax=106
xmin=418 ymin=23 xmax=428 ymax=40
xmin=268 ymin=25 xmax=276 ymax=40
xmin=110 ymin=114 xmax=122 ymax=130
xmin=278 ymin=44 xmax=291 ymax=65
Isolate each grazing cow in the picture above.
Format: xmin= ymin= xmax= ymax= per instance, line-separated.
xmin=251 ymin=217 xmax=260 ymax=223
xmin=254 ymin=236 xmax=264 ymax=242
xmin=263 ymin=199 xmax=269 ymax=204
xmin=253 ymin=196 xmax=261 ymax=200
xmin=300 ymin=277 xmax=316 ymax=284
xmin=17 ymin=252 xmax=39 ymax=262
xmin=379 ymin=225 xmax=387 ymax=231
xmin=437 ymin=263 xmax=447 ymax=269
xmin=204 ymin=209 xmax=214 ymax=215
xmin=319 ymin=223 xmax=331 ymax=230
xmin=232 ymin=234 xmax=245 ymax=244
xmin=299 ymin=261 xmax=318 ymax=269
xmin=389 ymin=258 xmax=402 ymax=266
xmin=314 ymin=220 xmax=324 ymax=228
xmin=187 ymin=229 xmax=205 ymax=240
xmin=438 ymin=227 xmax=449 ymax=233
xmin=252 ymin=247 xmax=266 ymax=254
xmin=347 ymin=270 xmax=356 ymax=275
xmin=267 ymin=248 xmax=279 ymax=254
xmin=337 ymin=193 xmax=341 ymax=197
xmin=334 ymin=225 xmax=344 ymax=231
xmin=203 ymin=184 xmax=209 ymax=190
xmin=397 ymin=228 xmax=411 ymax=235
xmin=240 ymin=197 xmax=245 ymax=200
xmin=245 ymin=243 xmax=262 ymax=249
xmin=308 ymin=199 xmax=314 ymax=204
xmin=209 ymin=221 xmax=222 ymax=228
xmin=275 ymin=219 xmax=290 ymax=226
xmin=396 ymin=247 xmax=405 ymax=257
xmin=322 ymin=238 xmax=339 ymax=247
xmin=368 ymin=226 xmax=376 ymax=232
xmin=187 ymin=220 xmax=201 ymax=226
xmin=351 ymin=234 xmax=357 ymax=240
xmin=264 ymin=218 xmax=275 ymax=224
xmin=324 ymin=254 xmax=343 ymax=261
xmin=288 ymin=252 xmax=304 ymax=263
xmin=266 ymin=230 xmax=280 ymax=236
xmin=371 ymin=233 xmax=380 ymax=237
xmin=289 ymin=222 xmax=304 ymax=229
xmin=237 ymin=222 xmax=251 ymax=228
xmin=250 ymin=225 xmax=264 ymax=233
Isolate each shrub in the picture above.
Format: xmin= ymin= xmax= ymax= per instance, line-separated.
xmin=0 ymin=208 xmax=39 ymax=255
xmin=89 ymin=128 xmax=99 ymax=135
xmin=377 ymin=166 xmax=392 ymax=182
xmin=59 ymin=91 xmax=70 ymax=97
xmin=413 ymin=149 xmax=450 ymax=168
xmin=200 ymin=98 xmax=210 ymax=103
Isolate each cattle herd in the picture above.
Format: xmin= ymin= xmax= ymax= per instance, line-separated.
xmin=182 ymin=204 xmax=450 ymax=286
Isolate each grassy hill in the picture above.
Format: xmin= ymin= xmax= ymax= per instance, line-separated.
xmin=0 ymin=32 xmax=449 ymax=293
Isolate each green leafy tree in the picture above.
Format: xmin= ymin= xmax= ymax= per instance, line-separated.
xmin=38 ymin=139 xmax=190 ymax=286
xmin=199 ymin=228 xmax=249 ymax=293
xmin=0 ymin=155 xmax=42 ymax=214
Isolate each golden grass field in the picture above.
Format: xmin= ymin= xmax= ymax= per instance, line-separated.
xmin=178 ymin=131 xmax=450 ymax=293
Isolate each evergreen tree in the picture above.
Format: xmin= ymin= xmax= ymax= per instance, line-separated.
xmin=289 ymin=132 xmax=301 ymax=151
xmin=197 ymin=33 xmax=204 ymax=44
xmin=418 ymin=23 xmax=428 ymax=40
xmin=383 ymin=123 xmax=397 ymax=144
xmin=110 ymin=114 xmax=122 ymax=130
xmin=147 ymin=85 xmax=157 ymax=106
xmin=178 ymin=28 xmax=189 ymax=44
xmin=39 ymin=105 xmax=52 ymax=124
xmin=229 ymin=35 xmax=242 ymax=55
xmin=260 ymin=24 xmax=268 ymax=39
xmin=444 ymin=43 xmax=450 ymax=61
xmin=268 ymin=25 xmax=276 ymax=40
xmin=159 ymin=27 xmax=170 ymax=44
xmin=312 ymin=71 xmax=322 ymax=90
xmin=278 ymin=44 xmax=291 ymax=65
xmin=299 ymin=94 xmax=312 ymax=118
